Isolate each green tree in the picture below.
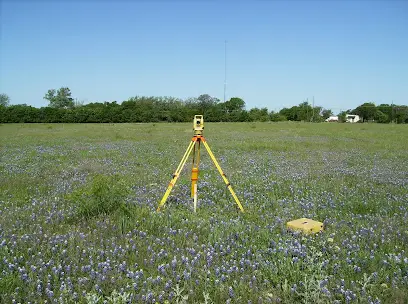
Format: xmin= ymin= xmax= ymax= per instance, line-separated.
xmin=338 ymin=111 xmax=348 ymax=123
xmin=224 ymin=97 xmax=245 ymax=113
xmin=279 ymin=107 xmax=297 ymax=121
xmin=0 ymin=93 xmax=10 ymax=107
xmin=321 ymin=109 xmax=333 ymax=120
xmin=376 ymin=104 xmax=392 ymax=123
xmin=374 ymin=110 xmax=389 ymax=123
xmin=197 ymin=94 xmax=219 ymax=115
xmin=394 ymin=105 xmax=408 ymax=124
xmin=3 ymin=104 xmax=40 ymax=123
xmin=248 ymin=107 xmax=269 ymax=121
xmin=353 ymin=102 xmax=376 ymax=122
xmin=312 ymin=106 xmax=324 ymax=122
xmin=270 ymin=111 xmax=287 ymax=122
xmin=279 ymin=102 xmax=311 ymax=121
xmin=44 ymin=87 xmax=75 ymax=109
xmin=297 ymin=101 xmax=313 ymax=121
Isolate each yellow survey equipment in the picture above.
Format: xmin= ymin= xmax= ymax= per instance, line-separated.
xmin=157 ymin=115 xmax=244 ymax=213
xmin=286 ymin=218 xmax=323 ymax=234
xmin=193 ymin=115 xmax=204 ymax=136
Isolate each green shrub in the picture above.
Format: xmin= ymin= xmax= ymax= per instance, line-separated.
xmin=67 ymin=174 xmax=130 ymax=220
xmin=270 ymin=113 xmax=287 ymax=122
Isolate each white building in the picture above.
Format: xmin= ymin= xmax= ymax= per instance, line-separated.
xmin=325 ymin=116 xmax=339 ymax=122
xmin=346 ymin=114 xmax=360 ymax=123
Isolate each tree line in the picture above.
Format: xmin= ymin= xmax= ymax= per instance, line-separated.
xmin=0 ymin=89 xmax=407 ymax=123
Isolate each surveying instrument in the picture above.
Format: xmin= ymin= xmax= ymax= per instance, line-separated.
xmin=157 ymin=115 xmax=245 ymax=213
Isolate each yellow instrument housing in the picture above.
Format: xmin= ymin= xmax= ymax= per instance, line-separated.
xmin=286 ymin=218 xmax=323 ymax=234
xmin=193 ymin=115 xmax=204 ymax=135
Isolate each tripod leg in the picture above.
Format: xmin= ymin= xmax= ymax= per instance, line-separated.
xmin=202 ymin=139 xmax=245 ymax=212
xmin=175 ymin=139 xmax=195 ymax=176
xmin=157 ymin=139 xmax=196 ymax=211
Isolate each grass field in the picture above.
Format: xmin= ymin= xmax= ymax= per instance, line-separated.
xmin=0 ymin=122 xmax=407 ymax=304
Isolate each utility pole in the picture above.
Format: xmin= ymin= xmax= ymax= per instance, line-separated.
xmin=306 ymin=98 xmax=309 ymax=122
xmin=391 ymin=100 xmax=394 ymax=123
xmin=312 ymin=96 xmax=315 ymax=122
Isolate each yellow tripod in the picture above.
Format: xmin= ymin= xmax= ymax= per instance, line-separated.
xmin=157 ymin=115 xmax=244 ymax=213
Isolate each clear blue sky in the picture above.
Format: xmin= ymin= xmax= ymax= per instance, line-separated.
xmin=1 ymin=0 xmax=407 ymax=113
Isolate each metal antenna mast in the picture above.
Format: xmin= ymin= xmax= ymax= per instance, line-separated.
xmin=224 ymin=40 xmax=227 ymax=103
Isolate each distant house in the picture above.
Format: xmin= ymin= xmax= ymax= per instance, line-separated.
xmin=325 ymin=116 xmax=339 ymax=122
xmin=345 ymin=114 xmax=360 ymax=123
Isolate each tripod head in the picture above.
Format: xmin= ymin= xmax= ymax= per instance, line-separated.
xmin=193 ymin=115 xmax=204 ymax=136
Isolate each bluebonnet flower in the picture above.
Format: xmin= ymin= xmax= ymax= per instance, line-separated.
xmin=228 ymin=286 xmax=234 ymax=298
